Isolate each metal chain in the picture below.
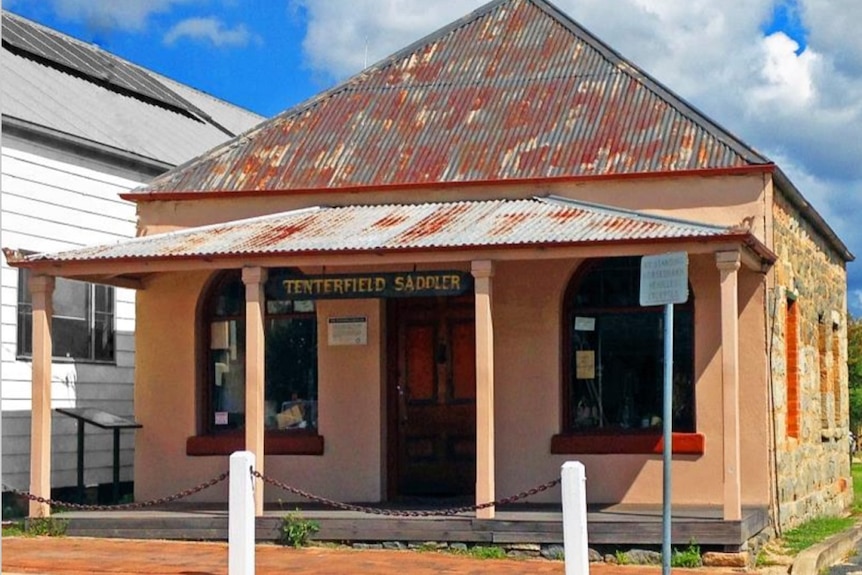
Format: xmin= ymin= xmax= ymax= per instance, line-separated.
xmin=3 ymin=470 xmax=559 ymax=516
xmin=1 ymin=471 xmax=229 ymax=512
xmin=252 ymin=469 xmax=561 ymax=517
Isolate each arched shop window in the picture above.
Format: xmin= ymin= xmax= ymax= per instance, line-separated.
xmin=562 ymin=256 xmax=694 ymax=433
xmin=203 ymin=268 xmax=318 ymax=434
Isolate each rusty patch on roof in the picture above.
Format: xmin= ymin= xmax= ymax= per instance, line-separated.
xmin=130 ymin=0 xmax=768 ymax=198
xmin=10 ymin=197 xmax=759 ymax=267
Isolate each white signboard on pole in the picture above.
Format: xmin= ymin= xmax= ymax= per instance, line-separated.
xmin=639 ymin=252 xmax=689 ymax=306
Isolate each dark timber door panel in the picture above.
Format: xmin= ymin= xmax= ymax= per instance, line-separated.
xmin=390 ymin=296 xmax=475 ymax=498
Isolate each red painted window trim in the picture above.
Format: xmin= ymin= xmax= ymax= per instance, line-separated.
xmin=186 ymin=432 xmax=324 ymax=456
xmin=550 ymin=431 xmax=705 ymax=455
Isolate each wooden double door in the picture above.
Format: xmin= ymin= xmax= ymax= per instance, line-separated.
xmin=387 ymin=295 xmax=476 ymax=499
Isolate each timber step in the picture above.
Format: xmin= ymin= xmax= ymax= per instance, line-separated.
xmin=58 ymin=504 xmax=769 ymax=549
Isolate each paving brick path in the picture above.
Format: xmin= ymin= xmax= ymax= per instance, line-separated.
xmin=1 ymin=537 xmax=750 ymax=575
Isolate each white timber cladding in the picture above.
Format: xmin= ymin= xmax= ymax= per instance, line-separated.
xmin=1 ymin=138 xmax=140 ymax=490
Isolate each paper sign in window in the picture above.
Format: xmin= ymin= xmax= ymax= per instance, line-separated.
xmin=574 ymin=316 xmax=596 ymax=331
xmin=576 ymin=350 xmax=595 ymax=379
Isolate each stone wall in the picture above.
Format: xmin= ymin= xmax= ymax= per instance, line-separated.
xmin=770 ymin=188 xmax=851 ymax=530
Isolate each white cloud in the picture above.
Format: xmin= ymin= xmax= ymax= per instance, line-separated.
xmin=48 ymin=0 xmax=196 ymax=31
xmin=751 ymin=32 xmax=816 ymax=109
xmin=163 ymin=17 xmax=259 ymax=47
xmin=293 ymin=0 xmax=483 ymax=79
xmin=801 ymin=0 xmax=862 ymax=76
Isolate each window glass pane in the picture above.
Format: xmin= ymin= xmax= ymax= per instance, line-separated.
xmin=16 ymin=270 xmax=113 ymax=362
xmin=214 ymin=276 xmax=244 ymax=317
xmin=204 ymin=268 xmax=319 ymax=434
xmin=574 ymin=257 xmax=642 ymax=308
xmin=53 ymin=278 xmax=88 ymax=319
xmin=265 ymin=317 xmax=318 ymax=430
xmin=17 ymin=306 xmax=33 ymax=356
xmin=210 ymin=319 xmax=246 ymax=430
xmin=53 ymin=317 xmax=90 ymax=359
xmin=567 ymin=257 xmax=694 ymax=433
xmin=94 ymin=313 xmax=115 ymax=361
xmin=95 ymin=284 xmax=114 ymax=314
xmin=17 ymin=269 xmax=32 ymax=356
xmin=18 ymin=268 xmax=32 ymax=304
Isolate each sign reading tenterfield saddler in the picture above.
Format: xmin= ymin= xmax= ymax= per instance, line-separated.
xmin=279 ymin=271 xmax=473 ymax=299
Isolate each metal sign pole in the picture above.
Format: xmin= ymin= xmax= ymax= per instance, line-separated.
xmin=662 ymin=303 xmax=674 ymax=575
xmin=639 ymin=251 xmax=687 ymax=575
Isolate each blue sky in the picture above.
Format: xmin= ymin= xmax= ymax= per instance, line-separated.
xmin=5 ymin=0 xmax=862 ymax=314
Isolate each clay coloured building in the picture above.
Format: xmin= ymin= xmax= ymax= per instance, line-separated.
xmin=5 ymin=0 xmax=853 ymax=547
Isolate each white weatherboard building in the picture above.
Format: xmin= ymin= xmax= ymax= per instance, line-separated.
xmin=0 ymin=11 xmax=262 ymax=503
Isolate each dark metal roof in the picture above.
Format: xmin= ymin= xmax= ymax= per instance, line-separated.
xmin=133 ymin=0 xmax=770 ymax=197
xmin=1 ymin=11 xmax=264 ymax=165
xmin=2 ymin=12 xmax=196 ymax=115
xmin=3 ymin=196 xmax=774 ymax=267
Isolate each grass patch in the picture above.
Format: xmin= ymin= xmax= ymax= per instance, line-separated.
xmin=782 ymin=516 xmax=855 ymax=554
xmin=852 ymin=461 xmax=862 ymax=515
xmin=1 ymin=517 xmax=69 ymax=537
xmin=2 ymin=521 xmax=27 ymax=537
xmin=466 ymin=545 xmax=507 ymax=560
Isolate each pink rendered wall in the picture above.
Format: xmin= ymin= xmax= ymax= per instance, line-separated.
xmin=130 ymin=173 xmax=772 ymax=506
xmin=491 ymin=254 xmax=769 ymax=506
xmin=134 ymin=174 xmax=767 ymax=243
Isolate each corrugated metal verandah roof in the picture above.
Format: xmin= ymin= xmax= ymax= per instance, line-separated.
xmin=4 ymin=197 xmax=774 ymax=269
xmin=129 ymin=0 xmax=770 ymax=198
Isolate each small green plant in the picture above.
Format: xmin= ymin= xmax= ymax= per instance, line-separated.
xmin=614 ymin=549 xmax=630 ymax=564
xmin=467 ymin=545 xmax=507 ymax=559
xmin=26 ymin=516 xmax=69 ymax=537
xmin=278 ymin=510 xmax=319 ymax=548
xmin=671 ymin=540 xmax=702 ymax=568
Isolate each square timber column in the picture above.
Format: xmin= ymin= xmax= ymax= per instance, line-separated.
xmin=472 ymin=260 xmax=495 ymax=519
xmin=716 ymin=251 xmax=742 ymax=521
xmin=29 ymin=274 xmax=54 ymax=518
xmin=242 ymin=266 xmax=268 ymax=516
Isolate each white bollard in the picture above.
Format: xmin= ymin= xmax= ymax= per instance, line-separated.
xmin=562 ymin=461 xmax=589 ymax=575
xmin=229 ymin=451 xmax=256 ymax=575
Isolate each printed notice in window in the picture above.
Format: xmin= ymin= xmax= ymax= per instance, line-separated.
xmin=576 ymin=350 xmax=595 ymax=379
xmin=574 ymin=316 xmax=596 ymax=331
xmin=328 ymin=316 xmax=368 ymax=346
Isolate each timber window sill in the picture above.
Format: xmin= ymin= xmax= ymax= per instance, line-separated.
xmin=550 ymin=431 xmax=704 ymax=455
xmin=186 ymin=432 xmax=324 ymax=456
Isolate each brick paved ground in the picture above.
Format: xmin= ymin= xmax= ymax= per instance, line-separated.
xmin=1 ymin=537 xmax=749 ymax=575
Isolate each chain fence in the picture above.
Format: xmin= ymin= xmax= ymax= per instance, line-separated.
xmin=253 ymin=469 xmax=561 ymax=517
xmin=2 ymin=472 xmax=229 ymax=512
xmin=4 ymin=468 xmax=561 ymax=517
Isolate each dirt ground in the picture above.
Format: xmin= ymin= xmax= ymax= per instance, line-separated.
xmin=0 ymin=536 xmax=754 ymax=575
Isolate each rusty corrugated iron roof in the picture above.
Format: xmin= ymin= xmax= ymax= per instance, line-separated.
xmin=129 ymin=0 xmax=769 ymax=198
xmin=4 ymin=196 xmax=772 ymax=267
